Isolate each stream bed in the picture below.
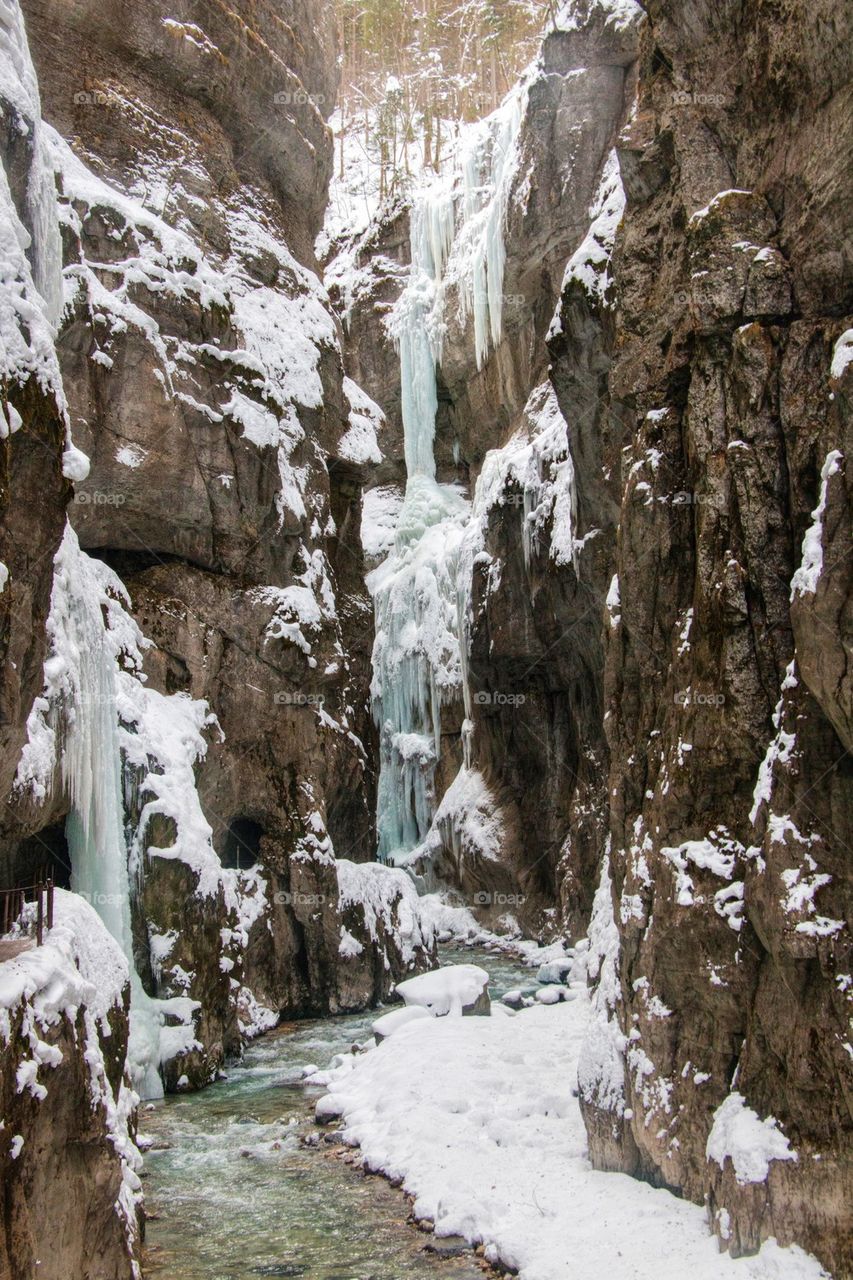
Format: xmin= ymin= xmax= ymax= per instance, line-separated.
xmin=141 ymin=946 xmax=536 ymax=1280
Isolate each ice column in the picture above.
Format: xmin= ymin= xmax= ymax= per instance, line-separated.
xmin=52 ymin=529 xmax=165 ymax=1098
xmin=370 ymin=89 xmax=524 ymax=864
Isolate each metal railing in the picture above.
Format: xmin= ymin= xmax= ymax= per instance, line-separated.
xmin=0 ymin=876 xmax=55 ymax=946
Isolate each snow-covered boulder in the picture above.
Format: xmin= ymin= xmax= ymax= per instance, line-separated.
xmin=394 ymin=964 xmax=491 ymax=1017
xmin=535 ymin=985 xmax=570 ymax=1005
xmin=537 ymin=958 xmax=574 ymax=985
xmin=372 ymin=1005 xmax=432 ymax=1043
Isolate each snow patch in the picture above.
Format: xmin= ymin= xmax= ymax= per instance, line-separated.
xmin=707 ymin=1093 xmax=797 ymax=1185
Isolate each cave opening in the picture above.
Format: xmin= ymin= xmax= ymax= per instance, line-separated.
xmin=1 ymin=820 xmax=72 ymax=893
xmin=221 ymin=818 xmax=263 ymax=870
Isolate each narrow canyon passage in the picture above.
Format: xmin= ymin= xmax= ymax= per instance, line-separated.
xmin=0 ymin=0 xmax=849 ymax=1277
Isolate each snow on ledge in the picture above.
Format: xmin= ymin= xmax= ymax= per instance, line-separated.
xmin=830 ymin=329 xmax=853 ymax=380
xmin=790 ymin=450 xmax=844 ymax=599
xmin=340 ymin=375 xmax=384 ymax=465
xmin=707 ymin=1092 xmax=797 ymax=1185
xmin=0 ymin=889 xmax=127 ymax=1036
xmin=336 ymin=859 xmax=436 ymax=967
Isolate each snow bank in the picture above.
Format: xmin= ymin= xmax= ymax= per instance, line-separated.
xmin=372 ymin=1004 xmax=432 ymax=1042
xmin=316 ymin=997 xmax=822 ymax=1280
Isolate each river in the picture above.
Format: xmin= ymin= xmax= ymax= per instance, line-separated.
xmin=141 ymin=945 xmax=536 ymax=1280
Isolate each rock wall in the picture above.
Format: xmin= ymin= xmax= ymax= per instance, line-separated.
xmin=3 ymin=0 xmax=432 ymax=1099
xmin=0 ymin=0 xmax=72 ymax=873
xmin=329 ymin=0 xmax=641 ymax=937
xmin=576 ymin=1 xmax=852 ymax=1272
xmin=1 ymin=0 xmax=849 ymax=1267
xmin=0 ymin=893 xmax=142 ymax=1280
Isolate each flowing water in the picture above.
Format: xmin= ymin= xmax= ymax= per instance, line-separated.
xmin=142 ymin=946 xmax=536 ymax=1280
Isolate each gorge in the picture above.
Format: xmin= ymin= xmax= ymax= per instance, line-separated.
xmin=0 ymin=0 xmax=849 ymax=1278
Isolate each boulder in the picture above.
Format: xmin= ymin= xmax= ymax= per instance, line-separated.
xmin=395 ymin=964 xmax=491 ymax=1017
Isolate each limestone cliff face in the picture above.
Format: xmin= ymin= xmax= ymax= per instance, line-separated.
xmin=330 ymin=2 xmax=640 ymax=937
xmin=1 ymin=0 xmax=849 ymax=1268
xmin=576 ymin=2 xmax=852 ymax=1271
xmin=0 ymin=0 xmax=71 ymax=876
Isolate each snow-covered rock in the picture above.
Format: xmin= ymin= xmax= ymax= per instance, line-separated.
xmin=0 ymin=890 xmax=141 ymax=1277
xmin=372 ymin=1004 xmax=432 ymax=1043
xmin=395 ymin=963 xmax=490 ymax=1017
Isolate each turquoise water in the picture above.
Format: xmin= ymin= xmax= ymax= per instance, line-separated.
xmin=142 ymin=945 xmax=535 ymax=1279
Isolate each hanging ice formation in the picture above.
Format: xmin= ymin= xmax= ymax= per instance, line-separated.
xmin=0 ymin=0 xmax=65 ymax=328
xmin=22 ymin=528 xmax=179 ymax=1099
xmin=370 ymin=87 xmax=524 ymax=865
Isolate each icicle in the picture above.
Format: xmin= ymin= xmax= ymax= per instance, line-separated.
xmin=455 ymin=89 xmax=524 ymax=370
xmin=44 ymin=527 xmax=166 ymax=1098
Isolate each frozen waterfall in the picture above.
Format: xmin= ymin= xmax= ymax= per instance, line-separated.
xmin=28 ymin=528 xmax=174 ymax=1098
xmin=370 ymin=88 xmax=524 ymax=864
